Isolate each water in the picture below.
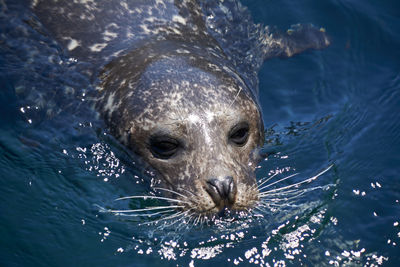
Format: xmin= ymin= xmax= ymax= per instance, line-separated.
xmin=1 ymin=0 xmax=400 ymax=266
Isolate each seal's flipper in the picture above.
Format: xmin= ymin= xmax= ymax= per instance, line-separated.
xmin=262 ymin=23 xmax=330 ymax=60
xmin=200 ymin=1 xmax=330 ymax=97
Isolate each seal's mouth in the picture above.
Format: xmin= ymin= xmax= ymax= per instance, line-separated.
xmin=216 ymin=206 xmax=236 ymax=217
xmin=98 ymin=165 xmax=334 ymax=228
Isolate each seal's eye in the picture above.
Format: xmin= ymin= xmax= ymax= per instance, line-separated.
xmin=229 ymin=122 xmax=249 ymax=146
xmin=149 ymin=136 xmax=180 ymax=159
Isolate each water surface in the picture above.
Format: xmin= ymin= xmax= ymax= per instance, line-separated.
xmin=1 ymin=0 xmax=399 ymax=266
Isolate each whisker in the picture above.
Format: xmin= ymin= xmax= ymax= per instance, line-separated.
xmin=140 ymin=210 xmax=188 ymax=226
xmin=200 ymin=215 xmax=205 ymax=225
xmin=314 ymin=164 xmax=333 ymax=177
xmin=162 ymin=211 xmax=192 ymax=228
xmin=260 ymin=192 xmax=306 ymax=203
xmin=108 ymin=205 xmax=184 ymax=213
xmin=183 ymin=213 xmax=196 ymax=227
xmin=115 ymin=209 xmax=174 ymax=217
xmin=259 ymin=186 xmax=311 ymax=198
xmin=153 ymin=187 xmax=189 ymax=199
xmin=261 ymin=179 xmax=311 ymax=194
xmin=115 ymin=195 xmax=190 ymax=204
xmin=178 ymin=187 xmax=196 ymax=198
xmin=254 ymin=203 xmax=279 ymax=214
xmin=194 ymin=214 xmax=201 ymax=226
xmin=253 ymin=205 xmax=268 ymax=214
xmin=258 ymin=201 xmax=296 ymax=208
xmin=259 ymin=165 xmax=333 ymax=194
xmin=256 ymin=171 xmax=280 ymax=188
xmin=258 ymin=173 xmax=299 ymax=192
xmin=259 ymin=184 xmax=331 ymax=198
xmin=259 ymin=188 xmax=299 ymax=197
xmin=227 ymin=86 xmax=242 ymax=110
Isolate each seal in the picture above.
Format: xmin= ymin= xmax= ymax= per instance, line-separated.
xmin=31 ymin=0 xmax=329 ymax=215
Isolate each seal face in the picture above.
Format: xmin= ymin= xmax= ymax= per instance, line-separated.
xmin=98 ymin=51 xmax=264 ymax=215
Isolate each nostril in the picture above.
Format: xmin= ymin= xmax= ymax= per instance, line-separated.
xmin=207 ymin=176 xmax=232 ymax=199
xmin=205 ymin=176 xmax=236 ymax=206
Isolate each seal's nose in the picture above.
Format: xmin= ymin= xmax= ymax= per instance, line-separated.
xmin=205 ymin=176 xmax=236 ymax=208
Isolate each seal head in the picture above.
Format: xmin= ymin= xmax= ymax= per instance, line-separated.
xmin=98 ymin=43 xmax=264 ymax=215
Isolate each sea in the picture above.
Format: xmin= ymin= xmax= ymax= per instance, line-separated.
xmin=0 ymin=0 xmax=399 ymax=266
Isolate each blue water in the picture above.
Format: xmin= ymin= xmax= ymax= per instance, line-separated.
xmin=1 ymin=0 xmax=400 ymax=266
